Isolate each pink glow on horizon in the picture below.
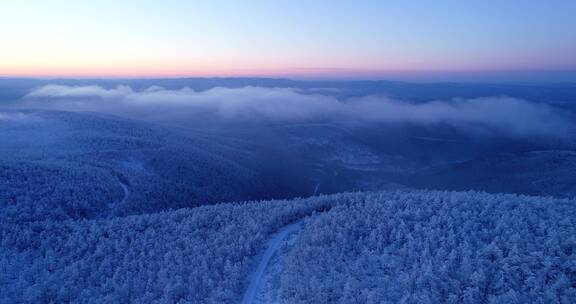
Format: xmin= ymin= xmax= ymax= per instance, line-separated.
xmin=2 ymin=67 xmax=575 ymax=82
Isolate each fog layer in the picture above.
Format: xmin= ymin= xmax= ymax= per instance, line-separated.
xmin=22 ymin=84 xmax=571 ymax=137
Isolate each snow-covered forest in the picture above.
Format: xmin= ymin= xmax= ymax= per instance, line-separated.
xmin=1 ymin=190 xmax=574 ymax=303
xmin=0 ymin=195 xmax=333 ymax=303
xmin=277 ymin=191 xmax=576 ymax=303
xmin=1 ymin=79 xmax=576 ymax=303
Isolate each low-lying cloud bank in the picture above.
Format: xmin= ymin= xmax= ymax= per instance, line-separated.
xmin=22 ymin=84 xmax=572 ymax=137
xmin=0 ymin=111 xmax=44 ymax=123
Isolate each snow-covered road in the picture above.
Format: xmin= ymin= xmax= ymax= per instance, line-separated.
xmin=240 ymin=221 xmax=303 ymax=304
xmin=118 ymin=180 xmax=130 ymax=205
xmin=106 ymin=178 xmax=130 ymax=211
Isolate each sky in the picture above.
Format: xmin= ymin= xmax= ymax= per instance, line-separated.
xmin=1 ymin=0 xmax=575 ymax=81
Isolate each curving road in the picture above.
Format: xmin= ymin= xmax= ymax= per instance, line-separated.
xmin=107 ymin=178 xmax=130 ymax=210
xmin=118 ymin=180 xmax=130 ymax=205
xmin=240 ymin=221 xmax=303 ymax=304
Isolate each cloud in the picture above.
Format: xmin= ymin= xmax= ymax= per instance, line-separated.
xmin=347 ymin=96 xmax=570 ymax=136
xmin=27 ymin=85 xmax=133 ymax=99
xmin=22 ymin=84 xmax=572 ymax=137
xmin=24 ymin=85 xmax=343 ymax=121
xmin=0 ymin=111 xmax=43 ymax=123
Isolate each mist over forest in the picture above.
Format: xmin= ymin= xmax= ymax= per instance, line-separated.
xmin=2 ymin=78 xmax=575 ymax=303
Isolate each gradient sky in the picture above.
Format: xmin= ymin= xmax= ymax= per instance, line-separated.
xmin=1 ymin=0 xmax=575 ymax=80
